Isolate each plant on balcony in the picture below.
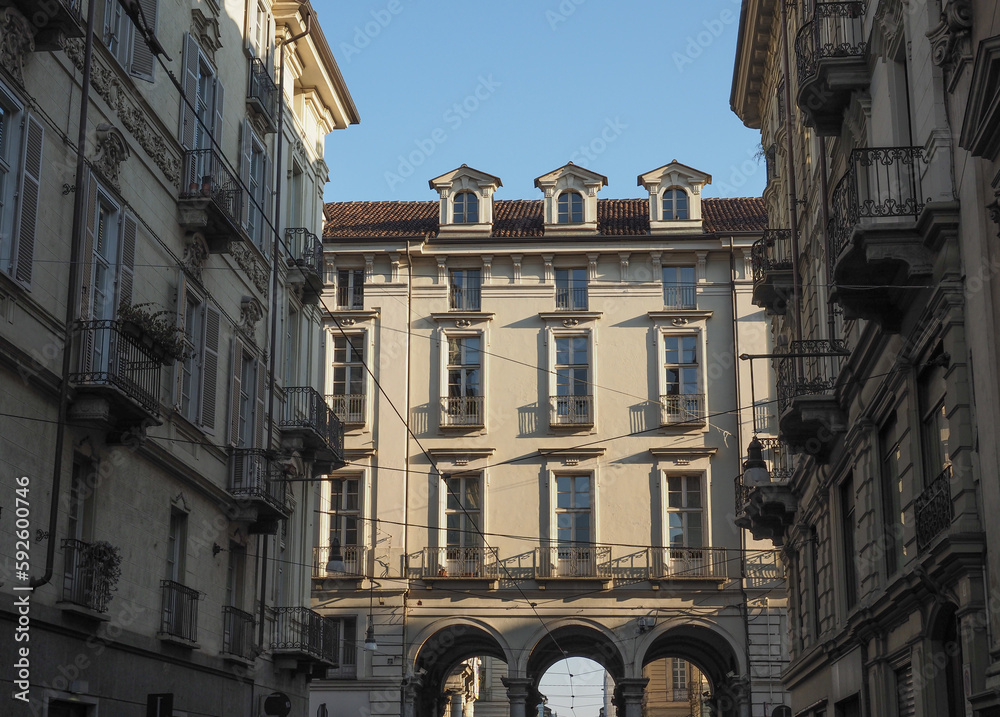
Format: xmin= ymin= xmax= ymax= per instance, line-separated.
xmin=118 ymin=301 xmax=188 ymax=363
xmin=86 ymin=540 xmax=122 ymax=604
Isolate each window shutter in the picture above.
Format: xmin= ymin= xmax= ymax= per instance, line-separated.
xmin=129 ymin=0 xmax=158 ymax=82
xmin=244 ymin=0 xmax=257 ymax=55
xmin=239 ymin=119 xmax=252 ymax=229
xmin=262 ymin=149 xmax=273 ymax=244
xmin=172 ymin=273 xmax=188 ymax=411
xmin=254 ymin=356 xmax=267 ymax=449
xmin=229 ymin=337 xmax=246 ymax=447
xmin=117 ymin=212 xmax=137 ymax=310
xmin=200 ymin=304 xmax=221 ymax=433
xmin=13 ymin=114 xmax=43 ymax=288
xmin=79 ymin=173 xmax=99 ymax=321
xmin=212 ymin=77 xmax=225 ymax=147
xmin=179 ymin=33 xmax=199 ymax=150
xmin=266 ymin=14 xmax=276 ymax=73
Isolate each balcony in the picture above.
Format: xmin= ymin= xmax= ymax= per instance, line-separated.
xmin=915 ymin=466 xmax=954 ymax=551
xmin=313 ymin=545 xmax=367 ymax=579
xmin=650 ymin=547 xmax=728 ymax=580
xmin=285 ymin=228 xmax=324 ymax=305
xmin=327 ymin=394 xmax=366 ymax=425
xmin=664 ymin=283 xmax=697 ymax=310
xmin=1 ymin=0 xmax=84 ymax=51
xmin=221 ymin=606 xmax=256 ymax=661
xmin=229 ymin=448 xmax=290 ymax=531
xmin=440 ymin=395 xmax=484 ymax=428
xmin=178 ymin=148 xmax=246 ymax=252
xmin=751 ymin=229 xmax=794 ymax=315
xmin=659 ymin=393 xmax=706 ymax=426
xmin=280 ymin=387 xmax=346 ymax=472
xmin=69 ymin=320 xmax=163 ymax=436
xmin=795 ymin=2 xmax=870 ymax=135
xmin=537 ymin=545 xmax=612 ymax=580
xmin=449 ymin=286 xmax=481 ymax=311
xmin=246 ymin=57 xmax=279 ymax=133
xmin=271 ymin=607 xmax=338 ymax=669
xmin=60 ymin=539 xmax=119 ymax=615
xmin=744 ymin=550 xmax=785 ymax=589
xmin=159 ymin=580 xmax=199 ymax=645
xmin=776 ymin=339 xmax=849 ymax=460
xmin=415 ymin=546 xmax=499 ymax=580
xmin=549 ymin=395 xmax=594 ymax=427
xmin=829 ymin=147 xmax=941 ymax=328
xmin=556 ymin=286 xmax=588 ymax=311
xmin=734 ymin=475 xmax=798 ymax=545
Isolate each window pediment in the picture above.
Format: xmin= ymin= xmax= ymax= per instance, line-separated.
xmin=960 ymin=35 xmax=1000 ymax=160
xmin=534 ymin=162 xmax=607 ymax=234
xmin=429 ymin=164 xmax=502 ymax=233
xmin=638 ymin=161 xmax=711 ymax=234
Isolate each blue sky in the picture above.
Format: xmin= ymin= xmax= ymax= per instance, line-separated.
xmin=315 ymin=0 xmax=765 ymax=205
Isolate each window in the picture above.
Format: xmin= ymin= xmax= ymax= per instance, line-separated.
xmin=555 ymin=268 xmax=588 ymax=310
xmin=879 ymin=414 xmax=905 ymax=575
xmin=895 ymin=664 xmax=915 ymax=717
xmin=179 ymin=34 xmax=224 ymax=151
xmin=671 ymin=659 xmax=688 ymax=702
xmin=666 ymin=475 xmax=703 ymax=548
xmin=329 ymin=477 xmax=361 ymax=549
xmin=238 ymin=353 xmax=255 ymax=448
xmin=331 ymin=335 xmax=365 ymax=424
xmin=445 ymin=475 xmax=482 ymax=549
xmin=225 ymin=543 xmax=246 ymax=608
xmin=553 ymin=336 xmax=591 ymax=424
xmin=449 ymin=268 xmax=481 ymax=310
xmin=176 ymin=280 xmax=221 ymax=432
xmin=662 ymin=188 xmax=689 ymax=220
xmin=248 ymin=0 xmax=271 ymax=61
xmin=337 ymin=268 xmax=364 ymax=309
xmin=0 ymin=87 xmax=39 ymax=287
xmin=919 ymin=360 xmax=950 ymax=485
xmin=453 ymin=191 xmax=479 ymax=223
xmin=444 ymin=335 xmax=482 ymax=426
xmin=166 ymin=510 xmax=187 ymax=583
xmin=555 ymin=475 xmax=591 ymax=547
xmin=90 ymin=197 xmax=120 ymax=322
xmin=662 ymin=335 xmax=703 ymax=423
xmin=326 ymin=615 xmax=359 ymax=675
xmin=840 ymin=475 xmax=858 ymax=609
xmin=230 ymin=339 xmax=265 ymax=449
xmin=47 ymin=701 xmax=92 ymax=717
xmin=557 ymin=191 xmax=584 ymax=223
xmin=663 ymin=266 xmax=696 ymax=309
xmin=100 ymin=0 xmax=158 ymax=80
xmin=242 ymin=122 xmax=270 ymax=251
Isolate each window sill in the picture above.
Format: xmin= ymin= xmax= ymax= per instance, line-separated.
xmin=58 ymin=601 xmax=111 ymax=622
xmin=157 ymin=633 xmax=200 ymax=650
xmin=430 ymin=311 xmax=494 ymax=325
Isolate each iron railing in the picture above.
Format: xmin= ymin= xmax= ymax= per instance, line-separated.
xmin=776 ymin=339 xmax=849 ymax=412
xmin=664 ymin=283 xmax=697 ymax=310
xmin=795 ymin=2 xmax=867 ymax=83
xmin=285 ymin=227 xmax=323 ymax=277
xmin=660 ymin=393 xmax=706 ymax=425
xmin=180 ymin=148 xmax=244 ymax=230
xmin=247 ymin=57 xmax=279 ymax=127
xmin=271 ymin=607 xmax=336 ymax=664
xmin=71 ymin=320 xmax=162 ymax=417
xmin=550 ymin=395 xmax=594 ymax=426
xmin=61 ymin=539 xmax=118 ymax=613
xmin=440 ymin=395 xmax=484 ymax=427
xmin=759 ymin=437 xmax=795 ymax=483
xmin=652 ymin=547 xmax=728 ymax=579
xmin=745 ymin=550 xmax=784 ymax=589
xmin=221 ymin=606 xmax=256 ymax=660
xmin=336 ymin=272 xmax=364 ymax=309
xmin=160 ymin=580 xmax=199 ymax=642
xmin=449 ymin=286 xmax=481 ymax=311
xmin=327 ymin=394 xmax=366 ymax=425
xmin=313 ymin=544 xmax=367 ymax=577
xmin=915 ymin=466 xmax=954 ymax=551
xmin=229 ymin=448 xmax=289 ymax=514
xmin=418 ymin=546 xmax=499 ymax=578
xmin=281 ymin=386 xmax=345 ymax=456
xmin=735 ymin=475 xmax=753 ymax=513
xmin=751 ymin=229 xmax=793 ymax=284
xmin=829 ymin=146 xmax=925 ymax=260
xmin=556 ymin=286 xmax=588 ymax=311
xmin=538 ymin=545 xmax=612 ymax=579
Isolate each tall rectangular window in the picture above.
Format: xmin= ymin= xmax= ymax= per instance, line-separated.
xmin=666 ymin=475 xmax=703 ymax=548
xmin=332 ymin=335 xmax=365 ymax=424
xmin=555 ymin=268 xmax=588 ymax=310
xmin=841 ymin=475 xmax=858 ymax=609
xmin=225 ymin=543 xmax=246 ymax=609
xmin=237 ymin=352 xmax=256 ymax=448
xmin=662 ymin=335 xmax=702 ymax=423
xmin=919 ymin=361 xmax=950 ymax=486
xmin=0 ymin=85 xmax=40 ymax=287
xmin=329 ymin=477 xmax=360 ymax=548
xmin=445 ymin=475 xmax=482 ymax=548
xmin=337 ymin=268 xmax=364 ymax=309
xmin=180 ymin=293 xmax=204 ymax=420
xmin=663 ymin=266 xmax=696 ymax=309
xmin=555 ymin=475 xmax=591 ymax=546
xmin=247 ymin=134 xmax=267 ymax=250
xmin=879 ymin=414 xmax=905 ymax=575
xmin=166 ymin=510 xmax=187 ymax=582
xmin=0 ymin=101 xmax=14 ymax=266
xmin=449 ymin=269 xmax=481 ymax=310
xmin=554 ymin=336 xmax=591 ymax=423
xmin=194 ymin=58 xmax=216 ymax=150
xmin=445 ymin=336 xmax=482 ymax=425
xmin=671 ymin=659 xmax=688 ymax=702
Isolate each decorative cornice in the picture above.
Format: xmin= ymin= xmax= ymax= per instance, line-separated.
xmin=91 ymin=123 xmax=130 ymax=190
xmin=927 ymin=0 xmax=973 ymax=74
xmin=191 ymin=9 xmax=222 ymax=65
xmin=64 ymin=39 xmax=182 ymax=187
xmin=0 ymin=7 xmax=33 ymax=86
xmin=648 ymin=447 xmax=719 ymax=458
xmin=229 ymin=241 xmax=270 ymax=297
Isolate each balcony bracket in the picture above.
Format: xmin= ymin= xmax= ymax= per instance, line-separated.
xmin=736 ymin=483 xmax=798 ymax=546
xmin=177 ymin=199 xmax=235 ymax=253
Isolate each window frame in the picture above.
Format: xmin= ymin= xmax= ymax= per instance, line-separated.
xmin=878 ymin=412 xmax=906 ymax=577
xmin=453 ymin=191 xmax=480 ymax=224
xmin=554 ymin=473 xmax=593 ymax=549
xmin=655 ymin=328 xmax=707 ymax=427
xmin=443 ymin=473 xmax=484 ymax=550
xmin=664 ymin=474 xmax=705 ymax=549
xmin=662 ymin=265 xmax=697 ymax=309
xmin=330 ymin=332 xmax=367 ymax=425
xmin=555 ymin=267 xmax=588 ymax=310
xmin=328 ymin=476 xmax=362 ymax=548
xmin=449 ymin=268 xmax=482 ymax=311
xmin=557 ymin=191 xmax=584 ymax=224
xmin=441 ymin=331 xmax=484 ymax=427
xmin=549 ymin=330 xmax=594 ymax=426
xmin=336 ymin=268 xmax=365 ymax=309
xmin=661 ymin=187 xmax=690 ymax=220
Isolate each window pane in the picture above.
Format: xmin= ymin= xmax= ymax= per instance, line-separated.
xmin=465 ymin=480 xmax=480 ymax=510
xmin=574 ymin=514 xmax=590 ymax=542
xmin=557 ymin=513 xmax=572 ymax=529
xmin=572 ymin=336 xmax=588 ymax=358
xmin=681 ymin=336 xmax=697 ymax=363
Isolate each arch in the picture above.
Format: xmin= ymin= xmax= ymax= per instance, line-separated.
xmin=926 ymin=601 xmax=964 ymax=717
xmin=522 ymin=619 xmax=627 ymax=683
xmin=557 ymin=190 xmax=584 ymax=223
xmin=453 ymin=191 xmax=479 ymax=224
xmin=635 ymin=618 xmax=745 ymax=691
xmin=661 ymin=186 xmax=690 ymax=220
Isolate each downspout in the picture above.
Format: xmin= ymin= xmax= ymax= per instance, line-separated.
xmin=259 ymin=7 xmax=312 ymax=647
xmin=400 ymin=239 xmax=414 ymax=714
xmin=32 ymin=0 xmax=98 ymax=589
xmin=779 ymin=0 xmax=803 ymax=351
xmin=818 ymin=137 xmax=836 ymax=342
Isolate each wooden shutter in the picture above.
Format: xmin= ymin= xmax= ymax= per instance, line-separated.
xmin=895 ymin=664 xmax=915 ymax=717
xmin=239 ymin=119 xmax=252 ymax=229
xmin=200 ymin=303 xmax=221 ymax=433
xmin=14 ymin=114 xmax=43 ymax=288
xmin=262 ymin=149 xmax=273 ymax=246
xmin=117 ymin=212 xmax=137 ymax=310
xmin=212 ymin=76 xmax=225 ymax=147
xmin=172 ymin=273 xmax=188 ymax=411
xmin=179 ymin=33 xmax=199 ymax=151
xmin=244 ymin=0 xmax=257 ymax=55
xmin=254 ymin=356 xmax=267 ymax=449
xmin=79 ymin=173 xmax=99 ymax=321
xmin=229 ymin=336 xmax=246 ymax=447
xmin=129 ymin=0 xmax=158 ymax=82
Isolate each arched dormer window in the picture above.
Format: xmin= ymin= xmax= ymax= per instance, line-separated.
xmin=454 ymin=191 xmax=479 ymax=224
xmin=557 ymin=191 xmax=584 ymax=223
xmin=662 ymin=188 xmax=689 ymax=220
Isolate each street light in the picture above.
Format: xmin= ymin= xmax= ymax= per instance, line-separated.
xmin=364 ymin=580 xmax=381 ymax=651
xmin=743 ymin=436 xmax=771 ymax=487
xmin=325 ymin=537 xmax=346 ymax=573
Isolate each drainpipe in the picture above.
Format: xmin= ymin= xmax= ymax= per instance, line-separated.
xmin=779 ymin=0 xmax=803 ymax=352
xmin=32 ymin=0 xmax=98 ymax=589
xmin=818 ymin=137 xmax=836 ymax=343
xmin=259 ymin=6 xmax=312 ymax=647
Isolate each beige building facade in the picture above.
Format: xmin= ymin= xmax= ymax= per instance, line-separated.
xmin=0 ymin=0 xmax=356 ymax=715
xmin=733 ymin=0 xmax=1000 ymax=716
xmin=311 ymin=163 xmax=788 ymax=717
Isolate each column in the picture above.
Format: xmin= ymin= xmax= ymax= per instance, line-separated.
xmin=502 ymin=677 xmax=533 ymax=717
xmin=447 ymin=690 xmax=463 ymax=717
xmin=615 ymin=678 xmax=648 ymax=717
xmin=402 ymin=676 xmax=423 ymax=717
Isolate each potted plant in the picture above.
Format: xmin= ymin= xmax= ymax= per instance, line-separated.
xmin=83 ymin=540 xmax=122 ymax=611
xmin=117 ymin=302 xmax=188 ymax=364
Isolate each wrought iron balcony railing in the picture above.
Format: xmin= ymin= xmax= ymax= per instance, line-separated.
xmin=247 ymin=57 xmax=279 ymax=130
xmin=160 ymin=580 xmax=199 ymax=642
xmin=537 ymin=545 xmax=612 ymax=579
xmin=550 ymin=395 xmax=594 ymax=426
xmin=758 ymin=437 xmax=795 ymax=483
xmin=829 ymin=146 xmax=925 ymax=261
xmin=556 ymin=286 xmax=589 ymax=311
xmin=664 ymin=283 xmax=697 ymax=310
xmin=744 ymin=550 xmax=785 ymax=589
xmin=71 ymin=319 xmax=162 ymax=418
xmin=285 ymin=227 xmax=323 ymax=275
xmin=915 ymin=466 xmax=954 ymax=551
xmin=775 ymin=339 xmax=849 ymax=412
xmin=222 ymin=606 xmax=256 ymax=660
xmin=61 ymin=539 xmax=119 ymax=613
xmin=795 ymin=2 xmax=867 ymax=84
xmin=660 ymin=393 xmax=706 ymax=425
xmin=180 ymin=148 xmax=244 ymax=231
xmin=229 ymin=448 xmax=289 ymax=516
xmin=281 ymin=386 xmax=345 ymax=456
xmin=651 ymin=547 xmax=728 ymax=579
xmin=440 ymin=395 xmax=485 ymax=427
xmin=336 ymin=281 xmax=364 ymax=310
xmin=449 ymin=286 xmax=481 ymax=311
xmin=271 ymin=607 xmax=337 ymax=664
xmin=313 ymin=544 xmax=367 ymax=578
xmin=735 ymin=475 xmax=753 ymax=513
xmin=751 ymin=229 xmax=794 ymax=284
xmin=419 ymin=546 xmax=499 ymax=579
xmin=327 ymin=393 xmax=366 ymax=425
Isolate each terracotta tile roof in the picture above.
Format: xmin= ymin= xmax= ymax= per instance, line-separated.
xmin=324 ymin=197 xmax=766 ymax=240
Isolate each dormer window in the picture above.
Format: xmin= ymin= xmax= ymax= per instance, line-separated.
xmin=557 ymin=191 xmax=584 ymax=224
xmin=454 ymin=191 xmax=479 ymax=224
xmin=662 ymin=188 xmax=689 ymax=220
